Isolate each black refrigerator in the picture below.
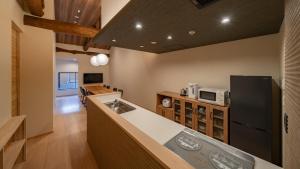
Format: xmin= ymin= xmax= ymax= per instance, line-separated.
xmin=230 ymin=76 xmax=282 ymax=166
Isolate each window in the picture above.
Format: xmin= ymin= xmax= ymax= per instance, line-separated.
xmin=58 ymin=72 xmax=78 ymax=90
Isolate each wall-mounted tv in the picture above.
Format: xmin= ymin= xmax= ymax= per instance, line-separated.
xmin=83 ymin=73 xmax=103 ymax=84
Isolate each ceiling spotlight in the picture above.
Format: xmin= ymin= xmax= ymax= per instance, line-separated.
xmin=78 ymin=10 xmax=81 ymax=13
xmin=167 ymin=35 xmax=173 ymax=40
xmin=188 ymin=30 xmax=196 ymax=36
xmin=221 ymin=17 xmax=231 ymax=24
xmin=140 ymin=45 xmax=144 ymax=48
xmin=135 ymin=23 xmax=143 ymax=30
xmin=151 ymin=41 xmax=158 ymax=45
xmin=112 ymin=39 xmax=117 ymax=42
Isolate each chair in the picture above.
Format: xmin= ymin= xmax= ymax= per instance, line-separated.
xmin=118 ymin=89 xmax=124 ymax=97
xmin=113 ymin=88 xmax=118 ymax=92
xmin=80 ymin=87 xmax=90 ymax=106
xmin=79 ymin=87 xmax=85 ymax=103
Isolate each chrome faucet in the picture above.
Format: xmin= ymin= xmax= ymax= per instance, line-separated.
xmin=112 ymin=99 xmax=119 ymax=107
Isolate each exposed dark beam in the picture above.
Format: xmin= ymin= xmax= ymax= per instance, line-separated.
xmin=56 ymin=47 xmax=109 ymax=56
xmin=83 ymin=16 xmax=102 ymax=51
xmin=17 ymin=0 xmax=45 ymax=17
xmin=83 ymin=38 xmax=94 ymax=51
xmin=24 ymin=15 xmax=99 ymax=38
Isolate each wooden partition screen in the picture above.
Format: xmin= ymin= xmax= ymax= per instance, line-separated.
xmin=283 ymin=0 xmax=300 ymax=168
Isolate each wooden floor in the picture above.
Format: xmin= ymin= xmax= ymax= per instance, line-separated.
xmin=14 ymin=96 xmax=99 ymax=169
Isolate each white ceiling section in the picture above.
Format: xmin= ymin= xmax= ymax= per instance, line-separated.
xmin=101 ymin=0 xmax=130 ymax=28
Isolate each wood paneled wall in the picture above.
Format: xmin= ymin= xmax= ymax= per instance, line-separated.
xmin=11 ymin=23 xmax=20 ymax=117
xmin=283 ymin=0 xmax=300 ymax=168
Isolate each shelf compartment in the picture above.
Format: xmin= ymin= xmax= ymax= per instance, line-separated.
xmin=175 ymin=120 xmax=181 ymax=124
xmin=3 ymin=139 xmax=25 ymax=169
xmin=198 ymin=119 xmax=206 ymax=123
xmin=185 ymin=107 xmax=193 ymax=111
xmin=174 ymin=115 xmax=181 ymax=122
xmin=213 ymin=125 xmax=224 ymax=130
xmin=214 ymin=136 xmax=224 ymax=142
xmin=198 ymin=129 xmax=206 ymax=134
xmin=174 ymin=111 xmax=181 ymax=115
xmin=157 ymin=104 xmax=173 ymax=110
xmin=213 ymin=115 xmax=224 ymax=120
xmin=185 ymin=114 xmax=192 ymax=119
xmin=185 ymin=123 xmax=192 ymax=129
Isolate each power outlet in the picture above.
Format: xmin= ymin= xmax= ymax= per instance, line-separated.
xmin=284 ymin=113 xmax=288 ymax=134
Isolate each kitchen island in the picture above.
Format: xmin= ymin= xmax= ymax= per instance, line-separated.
xmin=87 ymin=93 xmax=282 ymax=169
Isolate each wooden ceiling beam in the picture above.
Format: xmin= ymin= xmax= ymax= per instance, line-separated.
xmin=23 ymin=15 xmax=99 ymax=38
xmin=56 ymin=47 xmax=108 ymax=56
xmin=83 ymin=16 xmax=102 ymax=51
xmin=17 ymin=0 xmax=45 ymax=17
xmin=83 ymin=38 xmax=94 ymax=51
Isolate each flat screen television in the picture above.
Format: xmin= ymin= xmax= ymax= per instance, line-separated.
xmin=83 ymin=73 xmax=103 ymax=84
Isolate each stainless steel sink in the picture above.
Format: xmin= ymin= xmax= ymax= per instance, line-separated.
xmin=105 ymin=100 xmax=136 ymax=114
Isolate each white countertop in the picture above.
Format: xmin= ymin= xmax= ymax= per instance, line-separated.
xmin=95 ymin=93 xmax=282 ymax=169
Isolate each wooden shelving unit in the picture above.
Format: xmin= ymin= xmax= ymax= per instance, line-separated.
xmin=156 ymin=91 xmax=229 ymax=143
xmin=0 ymin=115 xmax=26 ymax=169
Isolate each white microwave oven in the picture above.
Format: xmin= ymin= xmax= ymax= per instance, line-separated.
xmin=198 ymin=88 xmax=229 ymax=106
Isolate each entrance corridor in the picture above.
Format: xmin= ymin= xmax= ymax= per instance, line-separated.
xmin=14 ymin=96 xmax=98 ymax=169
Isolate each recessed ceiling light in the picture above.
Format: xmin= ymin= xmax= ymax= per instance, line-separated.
xmin=112 ymin=39 xmax=117 ymax=42
xmin=75 ymin=16 xmax=80 ymax=19
xmin=188 ymin=30 xmax=196 ymax=36
xmin=135 ymin=23 xmax=143 ymax=30
xmin=151 ymin=41 xmax=158 ymax=44
xmin=78 ymin=10 xmax=81 ymax=13
xmin=221 ymin=17 xmax=231 ymax=24
xmin=167 ymin=35 xmax=173 ymax=40
xmin=140 ymin=45 xmax=144 ymax=48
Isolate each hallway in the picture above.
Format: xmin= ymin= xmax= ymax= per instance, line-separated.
xmin=14 ymin=96 xmax=98 ymax=169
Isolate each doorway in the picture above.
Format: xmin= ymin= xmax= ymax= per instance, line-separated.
xmin=56 ymin=58 xmax=79 ymax=97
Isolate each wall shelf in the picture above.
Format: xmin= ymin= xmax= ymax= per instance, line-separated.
xmin=0 ymin=115 xmax=26 ymax=169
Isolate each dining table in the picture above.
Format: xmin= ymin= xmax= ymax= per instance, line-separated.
xmin=85 ymin=85 xmax=114 ymax=95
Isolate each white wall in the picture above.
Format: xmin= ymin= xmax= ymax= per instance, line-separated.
xmin=0 ymin=0 xmax=24 ymax=127
xmin=0 ymin=0 xmax=55 ymax=138
xmin=20 ymin=0 xmax=55 ymax=137
xmin=56 ymin=43 xmax=110 ymax=88
xmin=56 ymin=59 xmax=79 ymax=97
xmin=109 ymin=34 xmax=281 ymax=111
xmin=101 ymin=0 xmax=130 ymax=28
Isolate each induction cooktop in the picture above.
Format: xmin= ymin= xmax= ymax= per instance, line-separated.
xmin=165 ymin=128 xmax=255 ymax=169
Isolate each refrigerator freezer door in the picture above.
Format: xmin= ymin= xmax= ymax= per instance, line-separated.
xmin=230 ymin=122 xmax=272 ymax=162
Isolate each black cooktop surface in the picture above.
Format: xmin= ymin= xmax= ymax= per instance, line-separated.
xmin=165 ymin=129 xmax=255 ymax=169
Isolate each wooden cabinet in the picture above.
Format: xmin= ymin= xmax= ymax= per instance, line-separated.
xmin=173 ymin=98 xmax=183 ymax=124
xmin=156 ymin=105 xmax=174 ymax=121
xmin=209 ymin=105 xmax=228 ymax=143
xmin=156 ymin=91 xmax=229 ymax=143
xmin=194 ymin=102 xmax=210 ymax=135
xmin=183 ymin=101 xmax=194 ymax=129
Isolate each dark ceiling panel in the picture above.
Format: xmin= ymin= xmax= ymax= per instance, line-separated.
xmin=94 ymin=0 xmax=284 ymax=53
